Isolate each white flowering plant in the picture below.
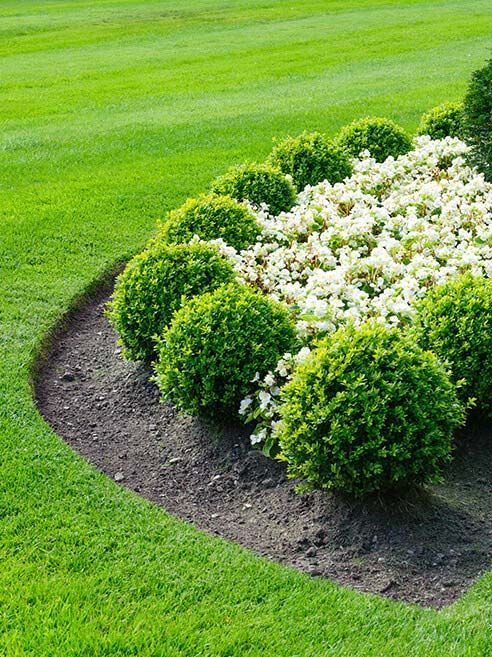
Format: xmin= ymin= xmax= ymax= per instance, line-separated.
xmin=209 ymin=136 xmax=492 ymax=452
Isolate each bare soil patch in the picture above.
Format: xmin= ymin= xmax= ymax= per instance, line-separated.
xmin=35 ymin=287 xmax=492 ymax=608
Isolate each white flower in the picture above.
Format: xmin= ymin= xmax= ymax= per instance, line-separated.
xmin=239 ymin=397 xmax=253 ymax=415
xmin=250 ymin=429 xmax=266 ymax=446
xmin=295 ymin=347 xmax=312 ymax=363
xmin=258 ymin=390 xmax=272 ymax=408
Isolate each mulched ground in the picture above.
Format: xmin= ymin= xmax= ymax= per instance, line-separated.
xmin=35 ymin=286 xmax=492 ymax=609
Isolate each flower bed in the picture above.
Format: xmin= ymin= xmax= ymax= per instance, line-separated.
xmin=220 ymin=137 xmax=492 ymax=450
xmin=109 ymin=61 xmax=492 ymax=496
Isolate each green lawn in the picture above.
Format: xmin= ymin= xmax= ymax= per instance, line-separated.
xmin=1 ymin=1 xmax=492 ymax=654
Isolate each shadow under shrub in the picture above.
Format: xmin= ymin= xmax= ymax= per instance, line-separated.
xmin=275 ymin=323 xmax=465 ymax=497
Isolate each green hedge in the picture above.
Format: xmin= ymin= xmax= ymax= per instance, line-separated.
xmin=155 ymin=283 xmax=297 ymax=419
xmin=107 ymin=243 xmax=235 ymax=361
xmin=276 ymin=323 xmax=464 ymax=496
xmin=418 ymin=102 xmax=464 ymax=140
xmin=414 ymin=273 xmax=492 ymax=416
xmin=159 ymin=193 xmax=259 ymax=251
xmin=268 ymin=131 xmax=352 ymax=191
xmin=211 ymin=162 xmax=296 ymax=215
xmin=463 ymin=58 xmax=492 ymax=180
xmin=337 ymin=117 xmax=411 ymax=162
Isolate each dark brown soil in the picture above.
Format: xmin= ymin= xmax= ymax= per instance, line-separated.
xmin=35 ymin=287 xmax=492 ymax=609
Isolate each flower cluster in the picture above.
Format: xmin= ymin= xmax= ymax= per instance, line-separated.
xmin=219 ymin=137 xmax=492 ymax=447
xmin=238 ymin=347 xmax=312 ymax=454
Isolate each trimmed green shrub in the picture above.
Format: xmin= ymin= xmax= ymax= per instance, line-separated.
xmin=413 ymin=273 xmax=492 ymax=416
xmin=267 ymin=131 xmax=352 ymax=191
xmin=155 ymin=283 xmax=297 ymax=418
xmin=276 ymin=323 xmax=464 ymax=496
xmin=336 ymin=117 xmax=412 ymax=163
xmin=158 ymin=193 xmax=260 ymax=251
xmin=211 ymin=162 xmax=296 ymax=215
xmin=107 ymin=243 xmax=235 ymax=362
xmin=417 ymin=102 xmax=464 ymax=140
xmin=463 ymin=58 xmax=492 ymax=181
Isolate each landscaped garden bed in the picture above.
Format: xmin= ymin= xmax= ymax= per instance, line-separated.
xmin=35 ymin=56 xmax=492 ymax=610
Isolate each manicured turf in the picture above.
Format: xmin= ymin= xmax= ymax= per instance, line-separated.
xmin=1 ymin=1 xmax=492 ymax=654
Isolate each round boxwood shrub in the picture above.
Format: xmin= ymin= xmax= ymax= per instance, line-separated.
xmin=413 ymin=273 xmax=492 ymax=416
xmin=463 ymin=58 xmax=492 ymax=181
xmin=275 ymin=323 xmax=464 ymax=497
xmin=159 ymin=193 xmax=260 ymax=251
xmin=336 ymin=117 xmax=412 ymax=163
xmin=155 ymin=283 xmax=297 ymax=418
xmin=417 ymin=101 xmax=464 ymax=140
xmin=107 ymin=243 xmax=235 ymax=362
xmin=267 ymin=131 xmax=352 ymax=191
xmin=211 ymin=162 xmax=296 ymax=215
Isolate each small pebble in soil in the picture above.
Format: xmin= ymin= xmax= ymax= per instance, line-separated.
xmin=309 ymin=567 xmax=323 ymax=577
xmin=379 ymin=580 xmax=396 ymax=593
xmin=114 ymin=471 xmax=125 ymax=482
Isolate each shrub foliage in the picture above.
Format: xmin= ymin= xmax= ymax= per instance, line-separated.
xmin=463 ymin=58 xmax=492 ymax=181
xmin=267 ymin=131 xmax=352 ymax=191
xmin=414 ymin=274 xmax=492 ymax=416
xmin=417 ymin=102 xmax=464 ymax=140
xmin=276 ymin=323 xmax=464 ymax=496
xmin=336 ymin=117 xmax=411 ymax=163
xmin=159 ymin=193 xmax=260 ymax=251
xmin=211 ymin=162 xmax=296 ymax=215
xmin=108 ymin=243 xmax=235 ymax=362
xmin=155 ymin=283 xmax=297 ymax=418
